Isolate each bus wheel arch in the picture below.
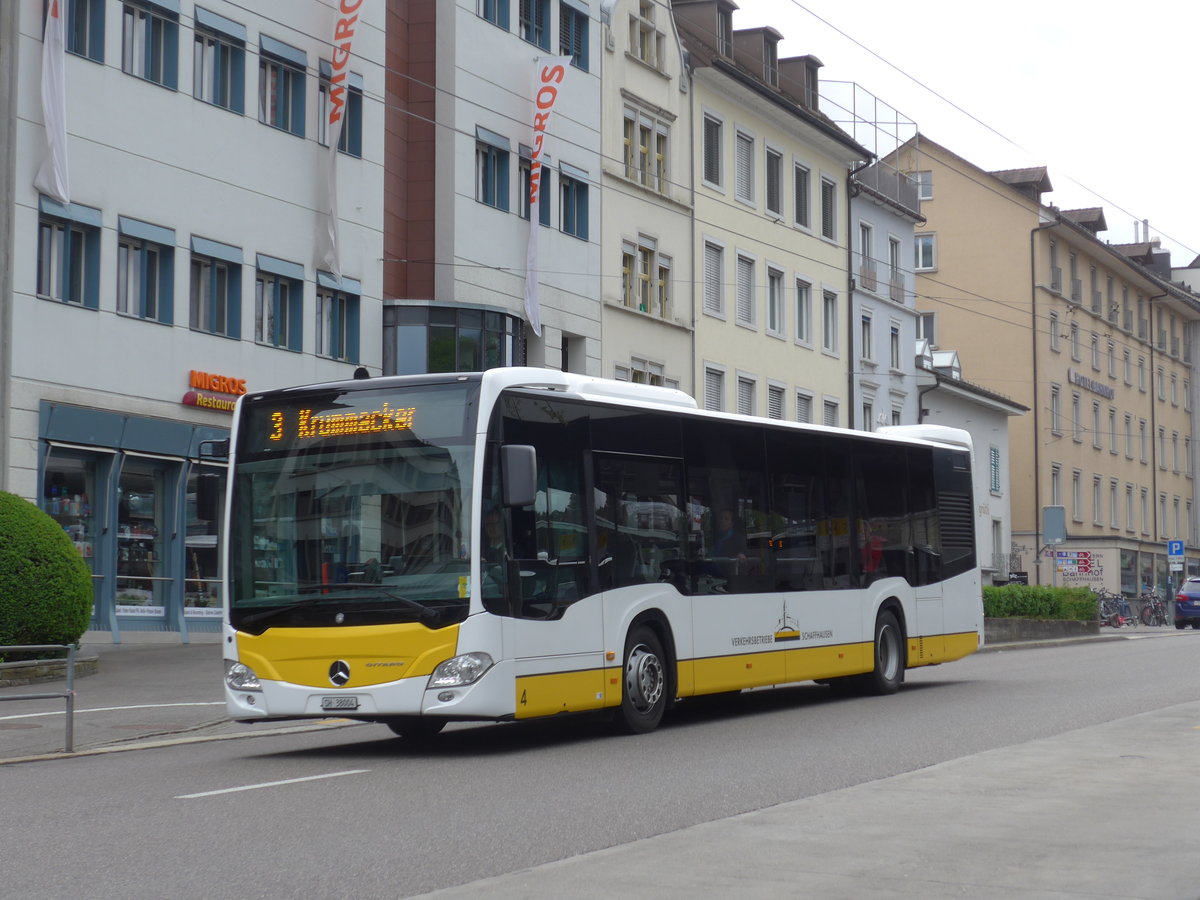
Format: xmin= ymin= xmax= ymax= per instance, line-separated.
xmin=867 ymin=603 xmax=905 ymax=694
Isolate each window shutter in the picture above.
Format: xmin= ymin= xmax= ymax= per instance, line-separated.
xmin=703 ymin=117 xmax=720 ymax=183
xmin=796 ymin=394 xmax=811 ymax=423
xmin=736 ymin=257 xmax=753 ymax=323
xmin=704 ymin=369 xmax=723 ymax=411
xmin=704 ymin=244 xmax=721 ymax=313
xmin=768 ymin=386 xmax=784 ymax=420
xmin=735 ymin=134 xmax=753 ymax=200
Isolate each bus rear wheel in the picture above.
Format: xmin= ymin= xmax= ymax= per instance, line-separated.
xmin=385 ymin=717 xmax=446 ymax=741
xmin=613 ymin=626 xmax=667 ymax=734
xmin=866 ymin=610 xmax=904 ymax=694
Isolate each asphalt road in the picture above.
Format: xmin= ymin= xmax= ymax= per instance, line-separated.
xmin=5 ymin=633 xmax=1200 ymax=899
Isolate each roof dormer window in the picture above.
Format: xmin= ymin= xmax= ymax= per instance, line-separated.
xmin=717 ymin=7 xmax=732 ymax=56
xmin=764 ymin=37 xmax=778 ymax=86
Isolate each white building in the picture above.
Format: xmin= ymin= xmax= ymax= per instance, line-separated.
xmin=1 ymin=0 xmax=385 ymax=638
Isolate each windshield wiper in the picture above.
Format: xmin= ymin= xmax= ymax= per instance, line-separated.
xmin=237 ymin=585 xmax=439 ymax=630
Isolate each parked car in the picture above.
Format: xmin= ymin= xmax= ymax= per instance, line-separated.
xmin=1174 ymin=577 xmax=1200 ymax=629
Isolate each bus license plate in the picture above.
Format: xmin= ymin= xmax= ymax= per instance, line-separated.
xmin=321 ymin=696 xmax=360 ymax=711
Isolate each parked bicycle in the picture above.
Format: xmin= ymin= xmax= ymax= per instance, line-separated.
xmin=1096 ymin=588 xmax=1134 ymax=627
xmin=1139 ymin=590 xmax=1168 ymax=626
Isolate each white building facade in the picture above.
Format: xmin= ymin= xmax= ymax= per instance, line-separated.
xmin=1 ymin=0 xmax=385 ymax=638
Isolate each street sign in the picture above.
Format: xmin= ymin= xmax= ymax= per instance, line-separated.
xmin=1168 ymin=540 xmax=1184 ymax=572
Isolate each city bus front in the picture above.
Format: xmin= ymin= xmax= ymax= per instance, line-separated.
xmin=221 ymin=375 xmax=507 ymax=736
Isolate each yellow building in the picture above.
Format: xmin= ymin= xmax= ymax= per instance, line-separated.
xmin=894 ymin=136 xmax=1200 ymax=593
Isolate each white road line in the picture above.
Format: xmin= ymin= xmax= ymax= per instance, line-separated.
xmin=176 ymin=769 xmax=370 ymax=799
xmin=0 ymin=701 xmax=225 ymax=721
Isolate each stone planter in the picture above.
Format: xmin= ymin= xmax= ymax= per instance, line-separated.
xmin=984 ymin=617 xmax=1100 ymax=644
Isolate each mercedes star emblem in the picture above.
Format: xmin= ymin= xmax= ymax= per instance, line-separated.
xmin=329 ymin=660 xmax=351 ymax=687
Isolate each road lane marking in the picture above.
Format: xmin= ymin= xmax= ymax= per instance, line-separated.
xmin=176 ymin=769 xmax=369 ymax=799
xmin=0 ymin=702 xmax=224 ymax=721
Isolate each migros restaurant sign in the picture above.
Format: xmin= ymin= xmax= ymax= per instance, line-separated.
xmin=182 ymin=369 xmax=247 ymax=412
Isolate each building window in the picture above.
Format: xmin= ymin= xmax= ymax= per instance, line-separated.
xmin=915 ymin=170 xmax=932 ymax=200
xmin=1050 ymin=385 xmax=1062 ymax=435
xmin=259 ymin=38 xmax=306 ymax=136
xmin=1124 ymin=414 xmax=1133 ymax=458
xmin=189 ymin=241 xmax=241 ymax=338
xmin=1138 ymin=356 xmax=1146 ymax=391
xmin=194 ymin=15 xmax=245 ymax=113
xmin=822 ymin=290 xmax=837 ymax=352
xmin=1069 ymin=393 xmax=1081 ymax=442
xmin=519 ymin=150 xmax=551 ymax=225
xmin=717 ymin=5 xmax=732 ymax=56
xmin=255 ymin=261 xmax=303 ymax=351
xmin=795 ymin=392 xmax=812 ymax=423
xmin=862 ymin=399 xmax=874 ymax=431
xmin=1127 ymin=486 xmax=1135 ymax=532
xmin=819 ymin=177 xmax=836 ymax=239
xmin=629 ymin=0 xmax=663 ymax=67
xmin=765 ymin=149 xmax=782 ymax=215
xmin=768 ymin=384 xmax=784 ymax=420
xmin=735 ymin=255 xmax=755 ymax=326
xmin=624 ymin=108 xmax=669 ymax=192
xmin=703 ymin=242 xmax=723 ymax=316
xmin=702 ymin=114 xmax=722 ymax=186
xmin=384 ymin=306 xmax=524 ymax=374
xmin=480 ymin=0 xmax=509 ymax=28
xmin=989 ymin=446 xmax=1001 ymax=494
xmin=1049 ymin=312 xmax=1060 ymax=351
xmin=318 ymin=63 xmax=363 ymax=157
xmin=1109 ymin=408 xmax=1117 ymax=454
xmin=1069 ymin=322 xmax=1079 ymax=360
xmin=1107 ymin=341 xmax=1115 ymax=378
xmin=559 ymin=3 xmax=588 ymax=70
xmin=890 ymin=325 xmax=901 ymax=369
xmin=1070 ymin=470 xmax=1081 ymax=521
xmin=735 ymin=132 xmax=755 ymax=204
xmin=37 ymin=199 xmax=101 ymax=309
xmin=914 ymin=233 xmax=936 ymax=270
xmin=520 ymin=0 xmax=550 ymax=48
xmin=858 ymin=222 xmax=876 ymax=291
xmin=1093 ymin=477 xmax=1103 ymax=526
xmin=737 ymin=376 xmax=756 ymax=416
xmin=1050 ymin=465 xmax=1062 ymax=507
xmin=317 ymin=280 xmax=361 ymax=363
xmin=917 ymin=311 xmax=936 ymax=345
xmin=1139 ymin=419 xmax=1147 ymax=463
xmin=116 ymin=219 xmax=174 ymax=324
xmin=1123 ymin=350 xmax=1132 ymax=384
xmin=823 ymin=400 xmax=838 ymax=428
xmin=1171 ymin=373 xmax=1179 ymax=405
xmin=121 ymin=2 xmax=178 ymax=88
xmin=67 ymin=0 xmax=106 ymax=62
xmin=766 ymin=268 xmax=784 ymax=335
xmin=621 ymin=237 xmax=670 ymax=319
xmin=794 ymin=163 xmax=810 ymax=228
xmin=476 ymin=137 xmax=510 ymax=211
xmin=1090 ymin=401 xmax=1100 ymax=448
xmin=795 ymin=278 xmax=811 ymax=344
xmin=704 ymin=367 xmax=724 ymax=411
xmin=1157 ymin=366 xmax=1165 ymax=401
xmin=860 ymin=314 xmax=873 ymax=361
xmin=559 ymin=170 xmax=588 ymax=240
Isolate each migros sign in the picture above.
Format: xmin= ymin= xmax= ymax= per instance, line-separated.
xmin=182 ymin=369 xmax=247 ymax=413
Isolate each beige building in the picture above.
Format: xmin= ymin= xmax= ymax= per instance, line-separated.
xmin=894 ymin=135 xmax=1200 ymax=593
xmin=673 ymin=0 xmax=870 ymax=423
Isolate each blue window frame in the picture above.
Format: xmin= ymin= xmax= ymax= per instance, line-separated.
xmin=559 ymin=2 xmax=588 ymax=70
xmin=519 ymin=0 xmax=549 ymax=49
xmin=259 ymin=37 xmax=306 ymax=137
xmin=117 ymin=217 xmax=174 ymax=323
xmin=193 ymin=9 xmax=245 ymax=114
xmin=66 ymin=0 xmax=105 ymax=62
xmin=481 ymin=0 xmax=509 ymax=28
xmin=316 ymin=273 xmax=361 ymax=363
xmin=255 ymin=256 xmax=303 ymax=350
xmin=120 ymin=1 xmax=179 ymax=89
xmin=476 ymin=132 xmax=510 ymax=211
xmin=560 ymin=170 xmax=588 ymax=240
xmin=189 ymin=237 xmax=242 ymax=338
xmin=319 ymin=62 xmax=363 ymax=157
xmin=36 ymin=196 xmax=101 ymax=309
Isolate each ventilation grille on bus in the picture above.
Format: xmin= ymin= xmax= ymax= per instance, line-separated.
xmin=937 ymin=492 xmax=975 ymax=550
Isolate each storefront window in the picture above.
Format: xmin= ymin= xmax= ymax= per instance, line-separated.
xmin=185 ymin=465 xmax=225 ymax=618
xmin=116 ymin=461 xmax=169 ymax=617
xmin=43 ymin=452 xmax=100 ymax=573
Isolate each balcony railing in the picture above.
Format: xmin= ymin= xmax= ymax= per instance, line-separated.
xmin=1090 ymin=290 xmax=1102 ymax=313
xmin=858 ymin=263 xmax=878 ymax=293
xmin=1070 ymin=278 xmax=1082 ymax=302
xmin=889 ymin=278 xmax=904 ymax=303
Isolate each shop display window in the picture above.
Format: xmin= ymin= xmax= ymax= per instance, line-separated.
xmin=43 ymin=454 xmax=98 ymax=570
xmin=116 ymin=462 xmax=168 ymax=617
xmin=185 ymin=466 xmax=225 ymax=617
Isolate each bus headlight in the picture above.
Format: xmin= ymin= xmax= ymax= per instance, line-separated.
xmin=225 ymin=660 xmax=262 ymax=692
xmin=429 ymin=652 xmax=494 ymax=688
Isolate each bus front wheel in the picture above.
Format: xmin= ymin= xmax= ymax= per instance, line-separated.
xmin=385 ymin=717 xmax=446 ymax=741
xmin=614 ymin=626 xmax=667 ymax=734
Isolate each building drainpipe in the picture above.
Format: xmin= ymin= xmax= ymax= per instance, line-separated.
xmin=847 ymin=163 xmax=870 ymax=429
xmin=1030 ymin=221 xmax=1056 ymax=585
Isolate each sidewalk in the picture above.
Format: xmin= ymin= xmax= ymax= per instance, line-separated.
xmin=0 ymin=626 xmax=1175 ymax=764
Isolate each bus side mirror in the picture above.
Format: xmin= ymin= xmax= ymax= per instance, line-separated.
xmin=501 ymin=444 xmax=537 ymax=508
xmin=196 ymin=472 xmax=222 ymax=523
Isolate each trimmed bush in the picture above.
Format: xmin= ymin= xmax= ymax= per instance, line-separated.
xmin=983 ymin=584 xmax=1096 ymax=622
xmin=0 ymin=491 xmax=93 ymax=651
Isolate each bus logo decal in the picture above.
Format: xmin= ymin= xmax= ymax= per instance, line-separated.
xmin=329 ymin=660 xmax=351 ymax=687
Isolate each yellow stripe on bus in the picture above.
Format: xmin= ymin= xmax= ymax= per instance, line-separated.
xmin=689 ymin=641 xmax=871 ymax=696
xmin=515 ymin=668 xmax=607 ymax=719
xmin=237 ymin=624 xmax=459 ymax=688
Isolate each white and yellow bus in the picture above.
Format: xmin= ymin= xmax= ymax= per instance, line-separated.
xmin=221 ymin=367 xmax=983 ymax=739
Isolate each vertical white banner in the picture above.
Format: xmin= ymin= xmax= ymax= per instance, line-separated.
xmin=323 ymin=0 xmax=364 ymax=279
xmin=34 ymin=0 xmax=70 ymax=204
xmin=524 ymin=57 xmax=571 ymax=338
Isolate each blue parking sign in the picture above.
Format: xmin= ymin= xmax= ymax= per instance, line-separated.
xmin=1168 ymin=540 xmax=1184 ymax=558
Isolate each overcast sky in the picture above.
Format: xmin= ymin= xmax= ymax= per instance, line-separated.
xmin=731 ymin=0 xmax=1200 ymax=265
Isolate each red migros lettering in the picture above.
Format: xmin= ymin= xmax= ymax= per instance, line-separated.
xmin=333 ymin=14 xmax=359 ymax=43
xmin=540 ymin=64 xmax=566 ymax=86
xmin=535 ymin=84 xmax=559 ymax=109
xmin=189 ymin=370 xmax=247 ymax=396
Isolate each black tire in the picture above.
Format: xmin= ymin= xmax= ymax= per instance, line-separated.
xmin=864 ymin=610 xmax=904 ymax=695
xmin=1140 ymin=605 xmax=1154 ymax=626
xmin=384 ymin=717 xmax=446 ymax=741
xmin=1176 ymin=622 xmax=1187 ymax=630
xmin=613 ymin=625 xmax=668 ymax=734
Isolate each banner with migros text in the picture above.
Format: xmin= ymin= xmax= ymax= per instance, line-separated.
xmin=524 ymin=57 xmax=572 ymax=338
xmin=323 ymin=0 xmax=364 ymax=279
xmin=34 ymin=0 xmax=69 ymax=203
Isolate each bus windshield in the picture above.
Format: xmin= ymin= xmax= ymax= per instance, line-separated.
xmin=228 ymin=380 xmax=479 ymax=633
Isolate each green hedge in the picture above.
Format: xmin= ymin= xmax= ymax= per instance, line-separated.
xmin=0 ymin=491 xmax=94 ymax=655
xmin=983 ymin=584 xmax=1097 ymax=621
